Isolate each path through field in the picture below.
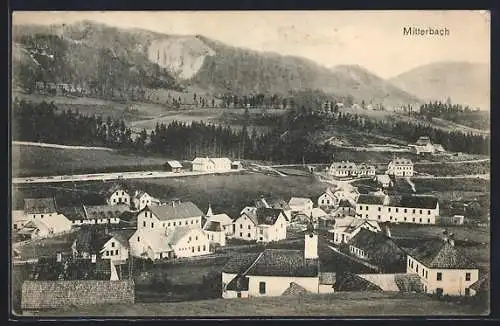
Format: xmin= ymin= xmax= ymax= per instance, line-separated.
xmin=12 ymin=141 xmax=115 ymax=151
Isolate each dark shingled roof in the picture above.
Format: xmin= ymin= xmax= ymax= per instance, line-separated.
xmin=335 ymin=272 xmax=384 ymax=292
xmin=145 ymin=202 xmax=204 ymax=221
xmin=203 ymin=220 xmax=223 ymax=232
xmin=21 ymin=280 xmax=134 ymax=310
xmin=24 ymin=198 xmax=57 ymax=214
xmin=408 ymin=238 xmax=478 ymax=269
xmin=84 ymin=205 xmax=130 ymax=221
xmin=73 ymin=229 xmax=112 ymax=254
xmin=58 ymin=205 xmax=86 ymax=221
xmin=348 ymin=228 xmax=406 ymax=269
xmin=395 ymin=195 xmax=439 ymax=209
xmin=256 ymin=208 xmax=285 ymax=225
xmin=108 ymin=229 xmax=135 ymax=248
xmin=222 ymin=252 xmax=262 ymax=274
xmin=225 ymin=274 xmax=249 ymax=291
xmin=339 ymin=199 xmax=353 ymax=208
xmin=357 ymin=194 xmax=386 ymax=205
xmin=470 ymin=274 xmax=489 ymax=292
xmin=282 ymin=282 xmax=309 ymax=296
xmin=246 ymin=249 xmax=319 ymax=277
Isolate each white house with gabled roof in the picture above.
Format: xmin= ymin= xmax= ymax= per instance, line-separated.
xmin=233 ymin=208 xmax=287 ymax=243
xmin=407 ymin=236 xmax=479 ymax=296
xmin=386 ymin=158 xmax=414 ymax=177
xmin=192 ymin=157 xmax=232 ymax=172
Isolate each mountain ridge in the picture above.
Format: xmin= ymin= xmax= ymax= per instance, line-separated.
xmin=389 ymin=61 xmax=489 ymax=110
xmin=12 ymin=20 xmax=423 ymax=107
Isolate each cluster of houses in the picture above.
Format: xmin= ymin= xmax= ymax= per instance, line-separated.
xmin=326 ymin=157 xmax=414 ymax=179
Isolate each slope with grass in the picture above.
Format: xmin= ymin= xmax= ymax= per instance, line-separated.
xmin=32 ymin=292 xmax=488 ymax=317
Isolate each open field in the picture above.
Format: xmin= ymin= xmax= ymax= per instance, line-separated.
xmin=29 ymin=292 xmax=488 ymax=317
xmin=12 ymin=143 xmax=172 ymax=177
xmin=126 ymin=173 xmax=328 ymax=217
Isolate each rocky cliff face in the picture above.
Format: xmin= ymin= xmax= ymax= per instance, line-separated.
xmin=147 ymin=36 xmax=215 ymax=80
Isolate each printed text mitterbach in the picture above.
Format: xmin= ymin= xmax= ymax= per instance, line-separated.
xmin=403 ymin=27 xmax=450 ymax=36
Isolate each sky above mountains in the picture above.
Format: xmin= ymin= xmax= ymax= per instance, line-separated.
xmin=12 ymin=10 xmax=490 ymax=78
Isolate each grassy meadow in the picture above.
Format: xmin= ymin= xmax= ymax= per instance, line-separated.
xmin=30 ymin=292 xmax=489 ymax=317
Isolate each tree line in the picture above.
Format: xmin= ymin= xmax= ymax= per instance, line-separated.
xmin=12 ymin=100 xmax=489 ymax=165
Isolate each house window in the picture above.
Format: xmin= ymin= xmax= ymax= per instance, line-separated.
xmin=388 ymin=208 xmax=391 ymax=212
xmin=408 ymin=260 xmax=411 ymax=267
xmin=428 ymin=210 xmax=431 ymax=215
xmin=425 ymin=271 xmax=428 ymax=279
xmin=197 ymin=246 xmax=200 ymax=252
xmin=189 ymin=236 xmax=192 ymax=241
xmin=427 ymin=219 xmax=430 ymax=223
xmin=173 ymin=222 xmax=176 ymax=226
xmin=137 ymin=237 xmax=140 ymax=242
xmin=419 ymin=218 xmax=422 ymax=223
xmin=115 ymin=250 xmax=118 ymax=255
xmin=359 ymin=206 xmax=362 ymax=211
xmin=151 ymin=223 xmax=154 ymax=228
xmin=191 ymin=220 xmax=194 ymax=224
xmin=196 ymin=236 xmax=198 ymax=240
xmin=378 ymin=207 xmax=381 ymax=212
xmin=321 ymin=200 xmax=325 ymax=204
xmin=203 ymin=245 xmax=206 ymax=251
xmin=412 ymin=209 xmax=416 ymax=214
xmin=192 ymin=247 xmax=195 ymax=253
xmin=436 ymin=288 xmax=443 ymax=296
xmin=113 ymin=199 xmax=116 ymax=203
xmin=237 ymin=292 xmax=242 ymax=298
xmin=168 ymin=223 xmax=171 ymax=227
xmin=185 ymin=221 xmax=188 ymax=225
xmin=412 ymin=218 xmax=415 ymax=222
xmin=404 ymin=217 xmax=407 ymax=221
xmin=365 ymin=215 xmax=368 ymax=218
xmin=41 ymin=214 xmax=44 ymax=218
xmin=365 ymin=206 xmax=368 ymax=210
xmin=259 ymin=282 xmax=266 ymax=294
xmin=466 ymin=273 xmax=471 ymax=281
xmin=106 ymin=251 xmax=109 ymax=256
xmin=403 ymin=209 xmax=406 ymax=213
xmin=163 ymin=223 xmax=165 ymax=227
xmin=143 ymin=221 xmax=146 ymax=227
xmin=240 ymin=232 xmax=243 ymax=237
xmin=437 ymin=272 xmax=442 ymax=281
xmin=247 ymin=233 xmax=251 ymax=238
xmin=416 ymin=265 xmax=419 ymax=272
xmin=419 ymin=210 xmax=423 ymax=214
xmin=111 ymin=242 xmax=115 ymax=248
xmin=248 ymin=225 xmax=251 ymax=230
xmin=240 ymin=224 xmax=243 ymax=229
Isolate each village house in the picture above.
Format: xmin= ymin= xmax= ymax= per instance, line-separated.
xmin=203 ymin=220 xmax=226 ymax=246
xmin=222 ymin=225 xmax=335 ymax=298
xmin=233 ymin=208 xmax=288 ymax=242
xmin=136 ymin=200 xmax=204 ymax=231
xmin=356 ymin=163 xmax=376 ymax=177
xmin=327 ymin=161 xmax=358 ymax=177
xmin=255 ymin=197 xmax=293 ymax=222
xmin=288 ymin=197 xmax=314 ymax=216
xmin=385 ymin=158 xmax=414 ymax=177
xmin=17 ymin=213 xmax=73 ymax=241
xmin=100 ymin=184 xmax=131 ymax=206
xmin=331 ymin=199 xmax=357 ymax=218
xmin=164 ymin=160 xmax=183 ymax=173
xmin=131 ymin=190 xmax=161 ymax=211
xmin=317 ymin=188 xmax=339 ymax=209
xmin=129 ymin=226 xmax=210 ymax=260
xmin=329 ymin=216 xmax=381 ymax=245
xmin=12 ymin=210 xmax=29 ymax=231
xmin=408 ymin=136 xmax=446 ymax=156
xmin=192 ymin=157 xmax=232 ymax=172
xmin=356 ymin=194 xmax=439 ymax=224
xmin=407 ymin=236 xmax=479 ymax=296
xmin=205 ymin=204 xmax=234 ymax=237
xmin=347 ymin=228 xmax=407 ymax=273
xmin=375 ymin=174 xmax=394 ymax=189
xmin=100 ymin=230 xmax=135 ymax=264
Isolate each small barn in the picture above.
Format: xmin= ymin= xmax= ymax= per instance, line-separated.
xmin=164 ymin=161 xmax=183 ymax=173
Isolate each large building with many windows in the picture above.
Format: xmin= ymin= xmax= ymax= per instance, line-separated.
xmin=385 ymin=158 xmax=414 ymax=177
xmin=356 ymin=194 xmax=439 ymax=224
